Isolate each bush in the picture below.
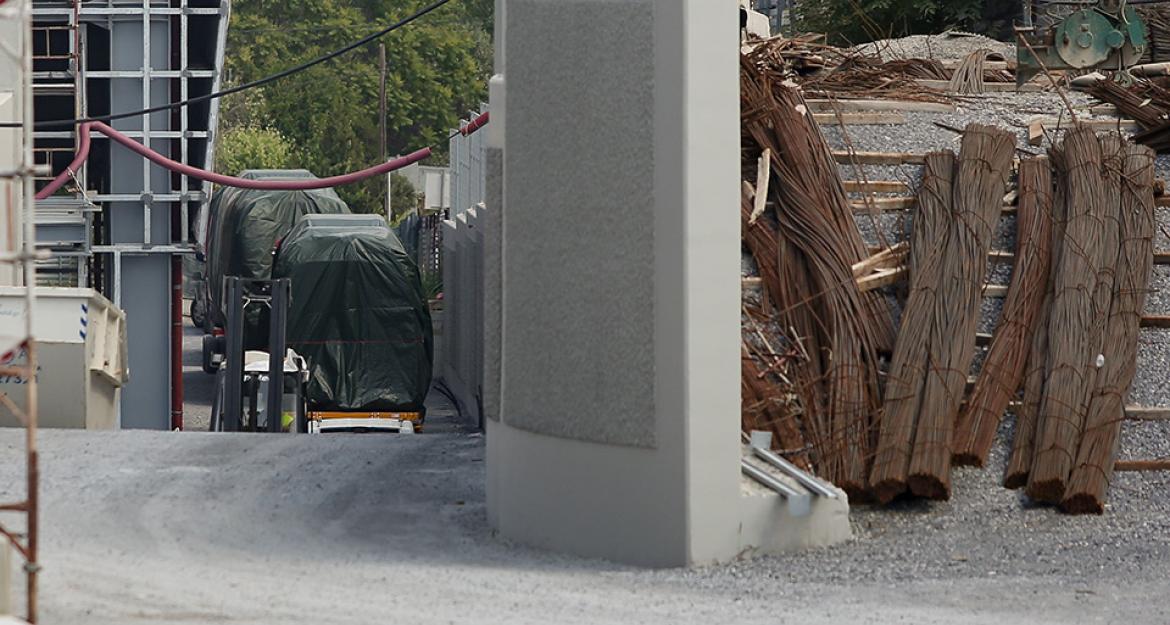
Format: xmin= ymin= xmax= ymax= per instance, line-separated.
xmin=215 ymin=125 xmax=296 ymax=176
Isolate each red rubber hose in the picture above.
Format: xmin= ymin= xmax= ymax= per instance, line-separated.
xmin=35 ymin=120 xmax=432 ymax=200
xmin=459 ymin=111 xmax=490 ymax=136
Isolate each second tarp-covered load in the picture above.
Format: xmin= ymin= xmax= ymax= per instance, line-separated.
xmin=273 ymin=214 xmax=433 ymax=415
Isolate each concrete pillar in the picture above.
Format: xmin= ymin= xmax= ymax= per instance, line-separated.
xmin=487 ymin=0 xmax=744 ymax=567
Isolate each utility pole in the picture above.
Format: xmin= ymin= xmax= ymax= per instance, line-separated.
xmin=379 ymin=42 xmax=389 ymax=218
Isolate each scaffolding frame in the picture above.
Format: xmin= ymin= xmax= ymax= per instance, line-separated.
xmin=0 ymin=1 xmax=42 ymax=621
xmin=29 ymin=0 xmax=229 ymax=429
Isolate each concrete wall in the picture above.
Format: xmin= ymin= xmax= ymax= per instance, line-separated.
xmin=439 ymin=205 xmax=486 ymax=427
xmin=449 ymin=104 xmax=488 ymax=220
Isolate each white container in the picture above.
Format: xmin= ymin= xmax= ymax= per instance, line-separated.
xmin=0 ymin=287 xmax=128 ymax=429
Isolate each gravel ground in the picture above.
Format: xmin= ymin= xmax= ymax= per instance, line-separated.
xmin=2 ymin=423 xmax=1168 ymax=625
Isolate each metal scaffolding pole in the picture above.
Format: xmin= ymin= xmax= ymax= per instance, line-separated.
xmin=0 ymin=0 xmax=41 ymax=620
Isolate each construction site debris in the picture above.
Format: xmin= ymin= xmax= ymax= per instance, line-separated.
xmin=741 ymin=54 xmax=895 ymax=498
xmin=743 ymin=37 xmax=954 ymax=104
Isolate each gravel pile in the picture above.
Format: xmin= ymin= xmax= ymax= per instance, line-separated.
xmin=851 ymin=32 xmax=1015 ymax=62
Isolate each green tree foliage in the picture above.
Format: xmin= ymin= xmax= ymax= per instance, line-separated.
xmin=220 ymin=0 xmax=493 ymax=213
xmin=796 ymin=0 xmax=1019 ymax=45
xmin=215 ymin=125 xmax=296 ymax=175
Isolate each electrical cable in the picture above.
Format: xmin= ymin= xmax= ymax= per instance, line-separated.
xmin=1 ymin=0 xmax=455 ymax=130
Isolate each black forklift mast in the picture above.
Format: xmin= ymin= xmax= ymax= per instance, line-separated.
xmin=221 ymin=276 xmax=291 ymax=433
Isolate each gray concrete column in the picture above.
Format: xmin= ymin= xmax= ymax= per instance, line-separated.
xmin=487 ymin=0 xmax=743 ymax=566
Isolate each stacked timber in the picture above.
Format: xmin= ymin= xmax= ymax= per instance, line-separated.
xmin=869 ymin=125 xmax=1016 ymax=503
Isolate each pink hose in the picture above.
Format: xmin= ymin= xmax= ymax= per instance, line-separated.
xmin=35 ymin=121 xmax=432 ymax=200
xmin=459 ymin=111 xmax=489 ymax=136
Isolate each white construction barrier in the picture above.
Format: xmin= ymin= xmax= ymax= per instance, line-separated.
xmin=0 ymin=287 xmax=128 ymax=429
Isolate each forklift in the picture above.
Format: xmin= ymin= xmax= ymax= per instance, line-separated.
xmin=208 ymin=276 xmax=310 ymax=433
xmin=207 ymin=275 xmax=420 ymax=434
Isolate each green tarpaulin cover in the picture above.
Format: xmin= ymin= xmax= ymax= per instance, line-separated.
xmin=205 ymin=170 xmax=349 ymax=346
xmin=273 ymin=214 xmax=433 ymax=413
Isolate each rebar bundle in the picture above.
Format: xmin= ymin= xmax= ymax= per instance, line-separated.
xmin=1003 ymin=289 xmax=1057 ymax=489
xmin=1027 ymin=128 xmax=1120 ymax=504
xmin=870 ymin=125 xmax=1015 ymax=503
xmin=953 ymin=158 xmax=1054 ymax=467
xmin=1005 ymin=149 xmax=1071 ymax=490
xmin=1088 ymin=79 xmax=1170 ymax=130
xmin=1138 ymin=5 xmax=1170 ymax=63
xmin=1062 ymin=143 xmax=1156 ymax=513
xmin=947 ymin=49 xmax=990 ymax=94
xmin=740 ymin=57 xmax=895 ymax=497
xmin=869 ymin=152 xmax=953 ymax=503
xmin=1002 ymin=129 xmax=1155 ymax=511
